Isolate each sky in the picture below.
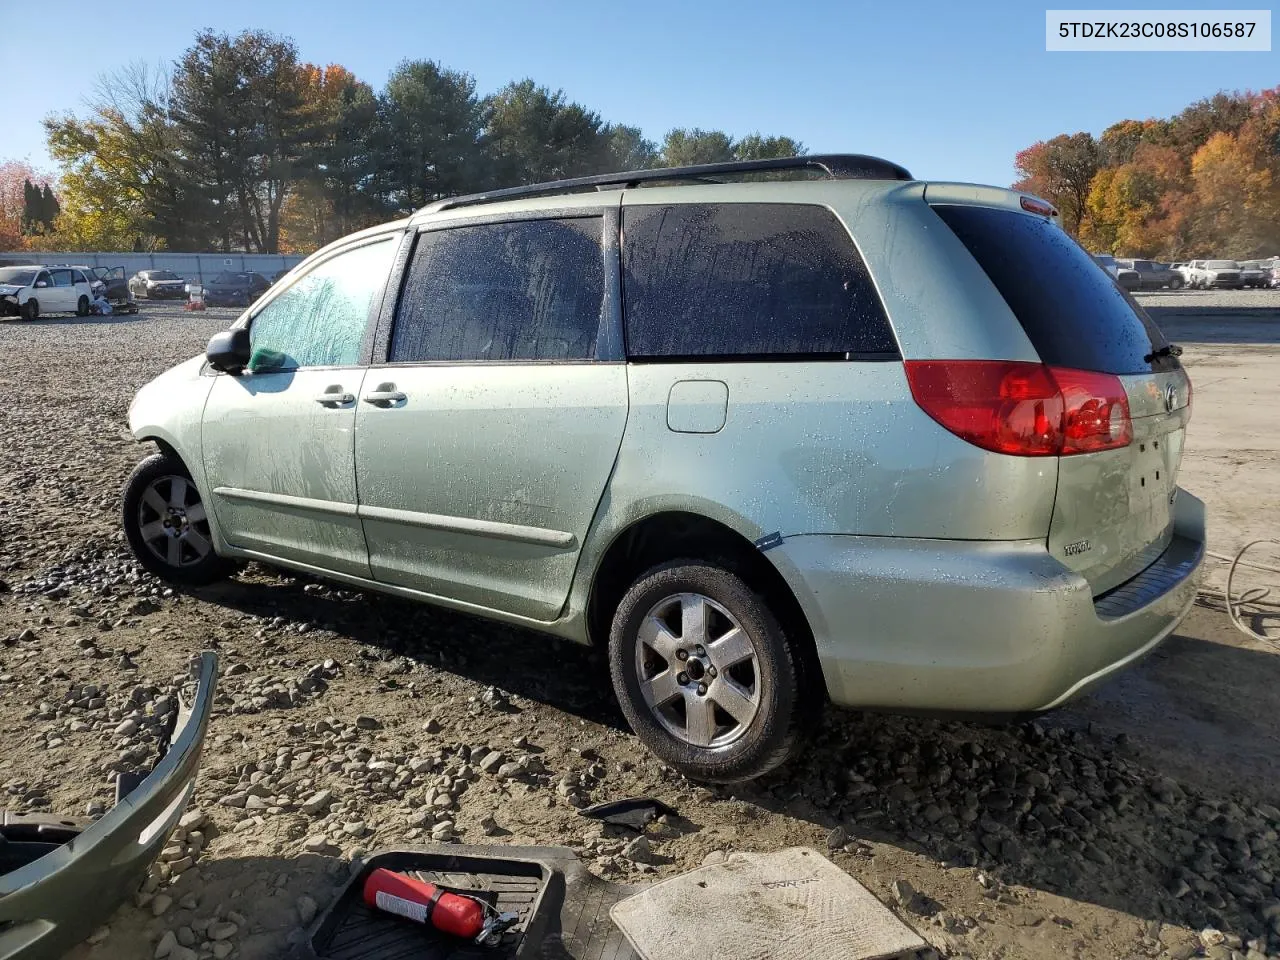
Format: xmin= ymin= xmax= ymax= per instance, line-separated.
xmin=2 ymin=0 xmax=1275 ymax=186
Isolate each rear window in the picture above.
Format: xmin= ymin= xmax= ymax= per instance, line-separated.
xmin=622 ymin=203 xmax=898 ymax=360
xmin=932 ymin=205 xmax=1174 ymax=375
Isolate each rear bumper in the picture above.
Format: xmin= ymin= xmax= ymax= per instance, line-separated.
xmin=0 ymin=653 xmax=218 ymax=960
xmin=770 ymin=489 xmax=1205 ymax=714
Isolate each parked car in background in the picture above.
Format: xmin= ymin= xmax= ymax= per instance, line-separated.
xmin=1268 ymin=261 xmax=1280 ymax=289
xmin=0 ymin=265 xmax=95 ymax=319
xmin=1238 ymin=260 xmax=1269 ymax=288
xmin=204 ymin=271 xmax=271 ymax=307
xmin=124 ymin=155 xmax=1203 ymax=782
xmin=1187 ymin=260 xmax=1242 ymax=289
xmin=1091 ymin=253 xmax=1140 ymax=291
xmin=130 ymin=270 xmax=189 ymax=300
xmin=1117 ymin=259 xmax=1183 ymax=290
xmin=74 ymin=265 xmax=139 ymax=313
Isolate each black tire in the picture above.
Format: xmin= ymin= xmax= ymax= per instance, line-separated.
xmin=1168 ymin=276 xmax=1184 ymax=290
xmin=77 ymin=295 xmax=90 ymax=317
xmin=608 ymin=560 xmax=803 ymax=783
xmin=122 ymin=452 xmax=235 ymax=586
xmin=20 ymin=298 xmax=38 ymax=320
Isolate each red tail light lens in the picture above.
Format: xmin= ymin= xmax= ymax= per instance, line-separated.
xmin=905 ymin=360 xmax=1131 ymax=457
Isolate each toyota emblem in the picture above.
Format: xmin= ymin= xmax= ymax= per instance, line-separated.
xmin=1164 ymin=383 xmax=1177 ymax=412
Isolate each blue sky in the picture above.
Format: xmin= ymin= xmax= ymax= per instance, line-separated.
xmin=3 ymin=0 xmax=1274 ymax=185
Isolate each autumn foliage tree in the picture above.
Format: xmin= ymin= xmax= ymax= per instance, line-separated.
xmin=1013 ymin=132 xmax=1099 ymax=236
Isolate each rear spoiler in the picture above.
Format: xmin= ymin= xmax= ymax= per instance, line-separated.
xmin=923 ymin=183 xmax=1061 ymax=224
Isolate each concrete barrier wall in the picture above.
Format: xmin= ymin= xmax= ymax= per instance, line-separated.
xmin=0 ymin=252 xmax=306 ymax=285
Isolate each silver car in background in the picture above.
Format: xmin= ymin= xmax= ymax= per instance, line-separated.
xmin=122 ymin=155 xmax=1204 ymax=782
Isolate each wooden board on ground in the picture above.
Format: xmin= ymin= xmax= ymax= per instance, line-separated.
xmin=610 ymin=846 xmax=926 ymax=960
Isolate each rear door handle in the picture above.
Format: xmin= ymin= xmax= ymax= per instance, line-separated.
xmin=362 ymin=384 xmax=407 ymax=407
xmin=314 ymin=388 xmax=355 ymax=407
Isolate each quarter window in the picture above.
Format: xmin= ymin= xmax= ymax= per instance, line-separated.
xmin=391 ymin=217 xmax=605 ymax=363
xmin=247 ymin=238 xmax=396 ymax=373
xmin=621 ymin=203 xmax=897 ymax=359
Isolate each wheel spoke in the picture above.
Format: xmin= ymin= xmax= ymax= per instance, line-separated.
xmin=639 ymin=669 xmax=681 ymax=709
xmin=167 ymin=477 xmax=188 ymax=508
xmin=184 ymin=528 xmax=212 ymax=558
xmin=166 ymin=536 xmax=182 ymax=566
xmin=185 ymin=501 xmax=206 ymax=523
xmin=680 ymin=595 xmax=709 ymax=646
xmin=707 ymin=627 xmax=753 ymax=669
xmin=683 ymin=692 xmax=716 ymax=747
xmin=139 ymin=520 xmax=167 ymax=543
xmin=142 ymin=488 xmax=167 ymax=515
xmin=709 ymin=676 xmax=757 ymax=726
xmin=637 ymin=614 xmax=680 ymax=662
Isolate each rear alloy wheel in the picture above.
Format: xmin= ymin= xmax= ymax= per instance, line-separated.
xmin=609 ymin=560 xmax=803 ymax=782
xmin=77 ymin=295 xmax=90 ymax=316
xmin=20 ymin=298 xmax=38 ymax=320
xmin=1168 ymin=276 xmax=1183 ymax=290
xmin=122 ymin=453 xmax=235 ymax=586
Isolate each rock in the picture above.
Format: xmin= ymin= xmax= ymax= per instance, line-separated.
xmin=343 ymin=821 xmax=368 ymax=837
xmin=87 ymin=926 xmax=110 ymax=945
xmin=170 ymin=948 xmax=197 ymax=960
xmin=827 ymin=826 xmax=848 ymax=850
xmin=178 ymin=810 xmax=206 ymax=832
xmin=624 ymin=835 xmax=654 ymax=863
xmin=152 ymin=893 xmax=172 ymax=916
xmin=1200 ymin=928 xmax=1227 ymax=948
xmin=219 ymin=792 xmax=248 ymax=809
xmin=432 ymin=821 xmax=455 ymax=842
xmin=479 ymin=752 xmax=505 ymax=775
xmin=702 ymin=850 xmax=728 ymax=866
xmin=208 ymin=920 xmax=238 ymax=940
xmin=297 ymin=894 xmax=318 ymax=926
xmin=356 ymin=715 xmax=382 ymax=730
xmin=890 ymin=879 xmax=927 ymax=915
xmin=115 ymin=718 xmax=139 ymax=737
xmin=302 ymin=790 xmax=333 ymax=815
xmin=304 ymin=835 xmax=337 ymax=854
xmin=480 ymin=814 xmax=500 ymax=836
xmin=176 ymin=926 xmax=195 ymax=947
xmin=211 ymin=943 xmax=233 ymax=960
xmin=423 ymin=718 xmax=441 ymax=734
xmin=154 ymin=930 xmax=177 ymax=958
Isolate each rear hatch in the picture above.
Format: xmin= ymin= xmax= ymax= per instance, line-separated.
xmin=928 ymin=197 xmax=1191 ymax=595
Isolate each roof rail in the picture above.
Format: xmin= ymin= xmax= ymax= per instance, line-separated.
xmin=421 ymin=154 xmax=913 ymax=213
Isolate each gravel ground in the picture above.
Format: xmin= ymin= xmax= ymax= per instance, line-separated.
xmin=2 ymin=296 xmax=1280 ymax=960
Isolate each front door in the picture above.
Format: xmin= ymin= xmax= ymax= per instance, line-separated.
xmin=201 ymin=235 xmax=399 ymax=577
xmin=355 ymin=212 xmax=628 ymax=621
xmin=46 ymin=268 xmax=75 ymax=312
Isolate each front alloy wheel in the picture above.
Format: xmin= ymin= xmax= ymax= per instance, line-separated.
xmin=122 ymin=453 xmax=234 ymax=585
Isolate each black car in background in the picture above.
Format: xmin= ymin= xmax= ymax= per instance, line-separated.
xmin=1116 ymin=258 xmax=1183 ymax=290
xmin=130 ymin=270 xmax=188 ymax=300
xmin=204 ymin=271 xmax=271 ymax=307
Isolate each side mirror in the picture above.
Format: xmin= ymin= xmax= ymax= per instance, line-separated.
xmin=35 ymin=280 xmax=47 ymax=288
xmin=206 ymin=328 xmax=251 ymax=374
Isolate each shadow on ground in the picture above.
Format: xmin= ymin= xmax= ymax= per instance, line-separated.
xmin=193 ymin=569 xmax=1280 ymax=945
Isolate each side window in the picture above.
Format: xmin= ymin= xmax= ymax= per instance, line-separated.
xmin=622 ymin=203 xmax=898 ymax=359
xmin=391 ymin=217 xmax=604 ymax=363
xmin=35 ymin=271 xmax=50 ymax=287
xmin=50 ymin=269 xmax=73 ymax=287
xmin=247 ymin=238 xmax=396 ymax=373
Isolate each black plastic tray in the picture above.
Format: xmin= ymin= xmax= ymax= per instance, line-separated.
xmin=304 ymin=845 xmax=638 ymax=960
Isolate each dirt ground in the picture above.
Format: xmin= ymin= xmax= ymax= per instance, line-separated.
xmin=1 ymin=291 xmax=1279 ymax=960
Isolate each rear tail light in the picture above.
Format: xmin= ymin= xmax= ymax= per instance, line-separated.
xmin=905 ymin=360 xmax=1131 ymax=457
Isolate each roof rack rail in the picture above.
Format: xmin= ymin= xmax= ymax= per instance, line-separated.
xmin=421 ymin=153 xmax=913 ymax=213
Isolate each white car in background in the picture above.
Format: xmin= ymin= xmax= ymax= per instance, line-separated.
xmin=0 ymin=265 xmax=96 ymax=320
xmin=1186 ymin=260 xmax=1242 ymax=289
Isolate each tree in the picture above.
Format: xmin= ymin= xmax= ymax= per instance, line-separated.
xmin=0 ymin=161 xmax=50 ymax=249
xmin=600 ymin=124 xmax=658 ymax=171
xmin=1012 ymin=133 xmax=1099 ymax=235
xmin=171 ymin=30 xmax=314 ymax=252
xmin=660 ymin=128 xmax=735 ymax=166
xmin=374 ymin=60 xmax=484 ymax=211
xmin=733 ymin=134 xmax=806 ymax=160
xmin=482 ymin=80 xmax=610 ymax=187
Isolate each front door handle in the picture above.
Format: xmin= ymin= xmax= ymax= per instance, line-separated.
xmin=362 ymin=384 xmax=407 ymax=407
xmin=314 ymin=387 xmax=355 ymax=407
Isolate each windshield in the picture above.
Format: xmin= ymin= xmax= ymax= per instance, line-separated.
xmin=150 ymin=271 xmax=181 ymax=281
xmin=0 ymin=267 xmax=38 ymax=285
xmin=1206 ymin=260 xmax=1239 ymax=269
xmin=1093 ymin=254 xmax=1115 ymax=267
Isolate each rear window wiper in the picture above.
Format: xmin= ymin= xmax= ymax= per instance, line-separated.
xmin=1144 ymin=343 xmax=1183 ymax=363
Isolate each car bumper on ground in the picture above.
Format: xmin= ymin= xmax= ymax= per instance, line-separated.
xmin=770 ymin=489 xmax=1205 ymax=715
xmin=0 ymin=652 xmax=218 ymax=960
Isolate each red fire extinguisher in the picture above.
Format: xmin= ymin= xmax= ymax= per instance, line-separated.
xmin=362 ymin=868 xmax=519 ymax=945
